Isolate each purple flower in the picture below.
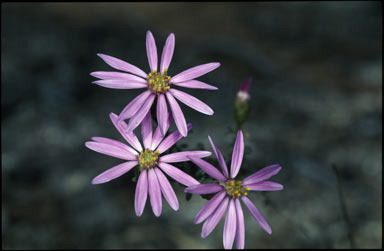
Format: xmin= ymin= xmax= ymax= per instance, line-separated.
xmin=185 ymin=130 xmax=283 ymax=249
xmin=90 ymin=30 xmax=220 ymax=137
xmin=85 ymin=112 xmax=209 ymax=217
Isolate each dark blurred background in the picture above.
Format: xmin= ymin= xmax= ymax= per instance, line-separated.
xmin=1 ymin=2 xmax=382 ymax=249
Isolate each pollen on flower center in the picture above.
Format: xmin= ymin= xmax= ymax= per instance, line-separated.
xmin=138 ymin=149 xmax=159 ymax=170
xmin=147 ymin=69 xmax=171 ymax=94
xmin=222 ymin=179 xmax=250 ymax=198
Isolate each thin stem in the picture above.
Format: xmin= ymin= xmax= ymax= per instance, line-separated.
xmin=332 ymin=164 xmax=356 ymax=249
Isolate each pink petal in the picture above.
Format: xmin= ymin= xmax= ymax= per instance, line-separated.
xmin=146 ymin=31 xmax=158 ymax=72
xmin=188 ymin=156 xmax=227 ymax=182
xmin=241 ymin=196 xmax=272 ymax=234
xmin=141 ymin=111 xmax=152 ymax=149
xmin=201 ymin=197 xmax=229 ymax=238
xmin=155 ymin=123 xmax=192 ymax=154
xmin=154 ymin=167 xmax=179 ymax=211
xmin=239 ymin=77 xmax=252 ymax=93
xmin=119 ymin=90 xmax=152 ymax=121
xmin=85 ymin=141 xmax=137 ymax=160
xmin=245 ymin=181 xmax=283 ymax=191
xmin=194 ymin=190 xmax=226 ymax=224
xmin=148 ymin=168 xmax=162 ymax=217
xmin=97 ymin=53 xmax=148 ymax=79
xmin=223 ymin=199 xmax=237 ymax=249
xmin=171 ymin=80 xmax=218 ymax=90
xmin=184 ymin=183 xmax=223 ymax=194
xmin=159 ymin=151 xmax=211 ymax=163
xmin=235 ymin=198 xmax=245 ymax=249
xmin=157 ymin=162 xmax=199 ymax=186
xmin=91 ymin=137 xmax=138 ymax=155
xmin=160 ymin=33 xmax=175 ymax=73
xmin=92 ymin=160 xmax=138 ymax=184
xmin=135 ymin=170 xmax=148 ymax=216
xmin=126 ymin=94 xmax=156 ymax=133
xmin=156 ymin=93 xmax=168 ymax=136
xmin=92 ymin=79 xmax=147 ymax=89
xmin=208 ymin=135 xmax=229 ymax=178
xmin=170 ymin=62 xmax=220 ymax=83
xmin=165 ymin=92 xmax=188 ymax=137
xmin=230 ymin=130 xmax=244 ymax=179
xmin=150 ymin=112 xmax=172 ymax=151
xmin=169 ymin=89 xmax=214 ymax=115
xmin=243 ymin=164 xmax=282 ymax=185
xmin=109 ymin=113 xmax=143 ymax=152
xmin=90 ymin=71 xmax=147 ymax=80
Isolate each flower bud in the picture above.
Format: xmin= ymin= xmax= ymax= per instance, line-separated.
xmin=234 ymin=77 xmax=252 ymax=129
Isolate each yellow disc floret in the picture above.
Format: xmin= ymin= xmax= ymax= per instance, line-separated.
xmin=138 ymin=149 xmax=159 ymax=170
xmin=147 ymin=69 xmax=171 ymax=94
xmin=222 ymin=179 xmax=250 ymax=198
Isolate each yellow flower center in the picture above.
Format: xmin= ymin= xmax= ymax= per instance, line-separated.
xmin=138 ymin=149 xmax=159 ymax=170
xmin=147 ymin=69 xmax=171 ymax=94
xmin=221 ymin=179 xmax=250 ymax=198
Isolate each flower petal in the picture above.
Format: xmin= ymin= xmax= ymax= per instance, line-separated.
xmin=126 ymin=94 xmax=156 ymax=133
xmin=150 ymin=112 xmax=172 ymax=151
xmin=109 ymin=113 xmax=142 ymax=152
xmin=85 ymin=141 xmax=137 ymax=160
xmin=230 ymin=130 xmax=244 ymax=179
xmin=90 ymin=71 xmax=147 ymax=81
xmin=97 ymin=53 xmax=148 ymax=79
xmin=243 ymin=164 xmax=282 ymax=185
xmin=92 ymin=79 xmax=147 ymax=89
xmin=170 ymin=62 xmax=221 ymax=83
xmin=241 ymin=196 xmax=272 ymax=234
xmin=158 ymin=162 xmax=199 ymax=186
xmin=141 ymin=111 xmax=152 ymax=149
xmin=188 ymin=156 xmax=227 ymax=182
xmin=92 ymin=161 xmax=138 ymax=184
xmin=239 ymin=77 xmax=252 ymax=93
xmin=201 ymin=197 xmax=229 ymax=238
xmin=223 ymin=199 xmax=237 ymax=249
xmin=91 ymin=137 xmax=138 ymax=155
xmin=156 ymin=93 xmax=168 ymax=136
xmin=146 ymin=31 xmax=158 ymax=72
xmin=156 ymin=123 xmax=192 ymax=154
xmin=245 ymin=181 xmax=283 ymax=191
xmin=160 ymin=33 xmax=175 ymax=73
xmin=184 ymin=183 xmax=223 ymax=194
xmin=208 ymin=135 xmax=229 ymax=178
xmin=135 ymin=169 xmax=148 ymax=216
xmin=165 ymin=92 xmax=188 ymax=137
xmin=171 ymin=79 xmax=218 ymax=90
xmin=235 ymin=198 xmax=245 ymax=249
xmin=169 ymin=88 xmax=214 ymax=115
xmin=148 ymin=168 xmax=162 ymax=217
xmin=160 ymin=151 xmax=211 ymax=163
xmin=154 ymin=167 xmax=179 ymax=211
xmin=119 ymin=90 xmax=152 ymax=121
xmin=194 ymin=190 xmax=226 ymax=224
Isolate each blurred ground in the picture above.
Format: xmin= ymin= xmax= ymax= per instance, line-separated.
xmin=1 ymin=2 xmax=382 ymax=249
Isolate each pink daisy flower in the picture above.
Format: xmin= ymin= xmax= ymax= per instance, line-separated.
xmin=85 ymin=112 xmax=210 ymax=217
xmin=185 ymin=131 xmax=283 ymax=249
xmin=90 ymin=30 xmax=220 ymax=137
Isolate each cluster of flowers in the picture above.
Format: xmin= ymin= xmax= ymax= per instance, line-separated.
xmin=85 ymin=31 xmax=283 ymax=249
